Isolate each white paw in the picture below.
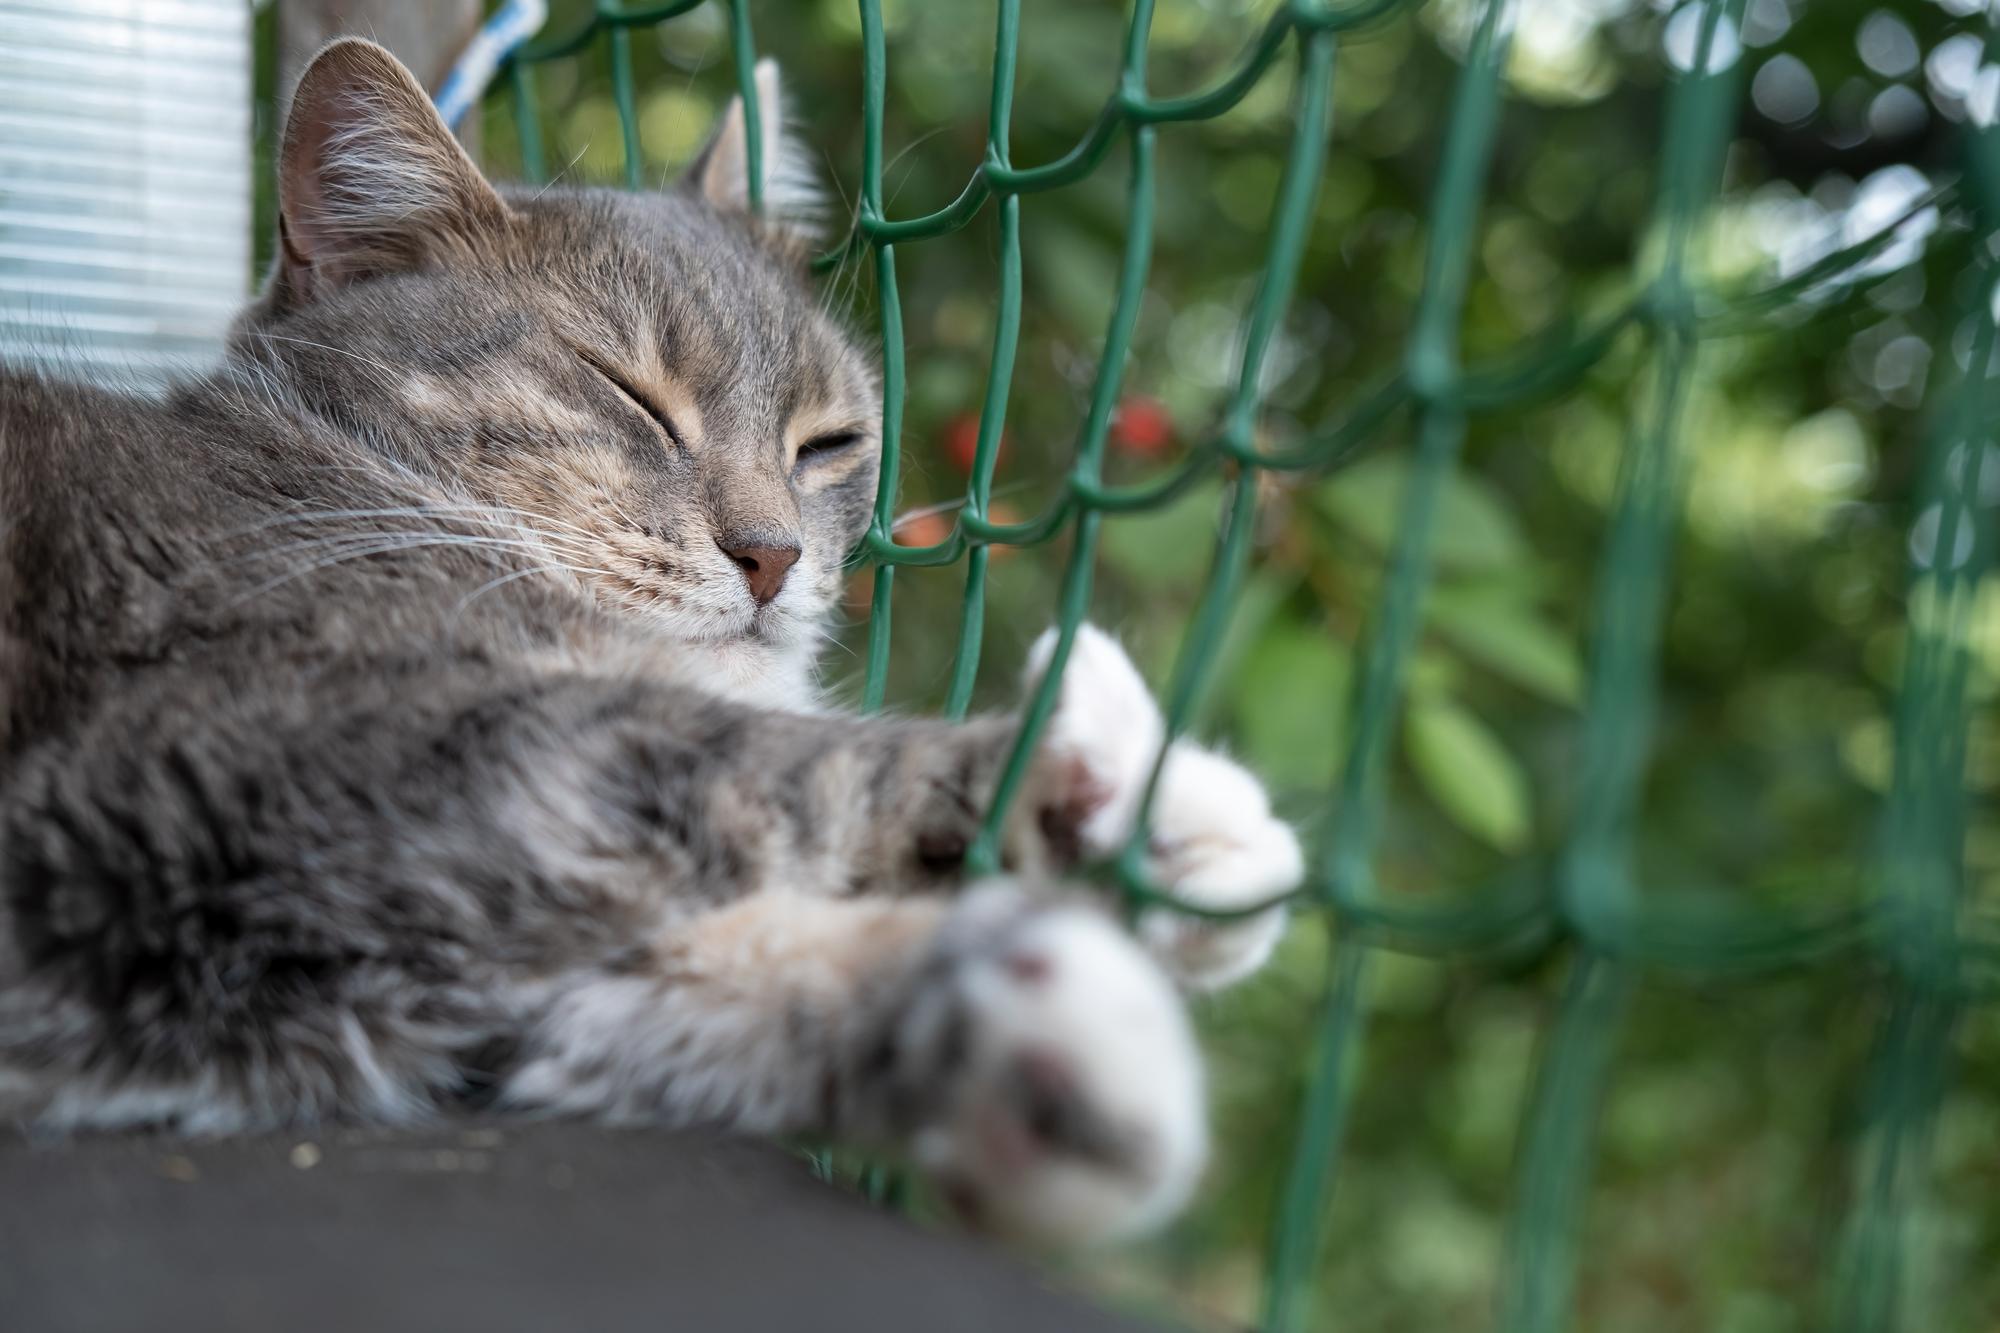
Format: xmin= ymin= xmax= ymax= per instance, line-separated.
xmin=908 ymin=886 xmax=1205 ymax=1244
xmin=1136 ymin=743 xmax=1303 ymax=989
xmin=1025 ymin=625 xmax=1303 ymax=990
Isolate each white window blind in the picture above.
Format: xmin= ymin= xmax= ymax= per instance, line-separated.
xmin=0 ymin=0 xmax=252 ymax=389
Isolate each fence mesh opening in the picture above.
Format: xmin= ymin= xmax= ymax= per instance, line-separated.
xmin=484 ymin=2 xmax=1993 ymax=1328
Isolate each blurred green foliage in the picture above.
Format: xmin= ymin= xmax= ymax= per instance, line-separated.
xmin=477 ymin=1 xmax=1999 ymax=1328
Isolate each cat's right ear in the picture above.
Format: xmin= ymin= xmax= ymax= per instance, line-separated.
xmin=685 ymin=59 xmax=826 ymax=250
xmin=273 ymin=38 xmax=509 ymax=304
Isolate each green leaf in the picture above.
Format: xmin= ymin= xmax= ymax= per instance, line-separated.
xmin=1406 ymin=648 xmax=1466 ymax=701
xmin=1405 ymin=700 xmax=1531 ymax=850
xmin=1100 ymin=480 xmax=1223 ymax=592
xmin=1231 ymin=623 xmax=1349 ymax=792
xmin=1428 ymin=588 xmax=1583 ymax=705
xmin=1313 ymin=455 xmax=1528 ymax=571
xmin=1182 ymin=568 xmax=1300 ymax=731
xmin=1031 ymin=221 xmax=1120 ymax=338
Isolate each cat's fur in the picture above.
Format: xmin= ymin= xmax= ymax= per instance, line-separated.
xmin=0 ymin=41 xmax=1301 ymax=1241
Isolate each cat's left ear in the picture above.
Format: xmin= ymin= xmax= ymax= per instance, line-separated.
xmin=274 ymin=38 xmax=511 ymax=304
xmin=686 ymin=59 xmax=825 ymax=248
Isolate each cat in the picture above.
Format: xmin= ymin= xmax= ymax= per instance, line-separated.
xmin=0 ymin=39 xmax=1303 ymax=1243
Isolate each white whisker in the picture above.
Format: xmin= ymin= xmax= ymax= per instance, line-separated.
xmin=223 ymin=531 xmax=609 ymax=606
xmin=225 ymin=502 xmax=603 ymax=546
xmin=447 ymin=564 xmax=580 ymax=627
xmin=251 ymin=332 xmax=400 ymax=380
xmin=234 ymin=530 xmax=600 ymax=570
xmin=531 ymin=143 xmax=593 ymax=202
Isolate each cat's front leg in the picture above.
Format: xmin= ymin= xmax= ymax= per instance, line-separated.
xmin=1019 ymin=626 xmax=1305 ymax=990
xmin=505 ymin=884 xmax=1205 ymax=1243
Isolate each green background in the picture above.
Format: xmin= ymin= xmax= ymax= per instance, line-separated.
xmin=400 ymin=0 xmax=2000 ymax=1327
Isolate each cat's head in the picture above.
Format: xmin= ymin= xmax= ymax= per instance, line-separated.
xmin=231 ymin=40 xmax=877 ymax=692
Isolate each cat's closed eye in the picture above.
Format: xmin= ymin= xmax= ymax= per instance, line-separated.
xmin=793 ymin=431 xmax=863 ymax=473
xmin=579 ymin=353 xmax=685 ymax=448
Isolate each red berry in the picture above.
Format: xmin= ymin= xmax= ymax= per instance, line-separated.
xmin=1111 ymin=395 xmax=1174 ymax=457
xmin=941 ymin=413 xmax=1005 ymax=475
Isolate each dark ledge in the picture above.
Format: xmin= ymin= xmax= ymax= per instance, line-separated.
xmin=0 ymin=1124 xmax=1161 ymax=1333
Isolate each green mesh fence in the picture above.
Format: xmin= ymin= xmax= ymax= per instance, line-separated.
xmin=490 ymin=2 xmax=1996 ymax=1329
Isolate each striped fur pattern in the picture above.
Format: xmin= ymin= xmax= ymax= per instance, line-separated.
xmin=0 ymin=40 xmax=1300 ymax=1241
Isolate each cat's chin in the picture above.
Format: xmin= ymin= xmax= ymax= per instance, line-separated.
xmin=632 ymin=594 xmax=813 ymax=649
xmin=665 ymin=631 xmax=823 ymax=712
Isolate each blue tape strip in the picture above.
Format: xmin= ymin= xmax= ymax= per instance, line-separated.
xmin=434 ymin=0 xmax=549 ymax=130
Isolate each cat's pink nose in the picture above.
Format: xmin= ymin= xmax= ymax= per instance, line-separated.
xmin=720 ymin=539 xmax=800 ymax=605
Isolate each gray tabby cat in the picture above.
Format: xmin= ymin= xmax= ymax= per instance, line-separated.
xmin=0 ymin=40 xmax=1301 ymax=1242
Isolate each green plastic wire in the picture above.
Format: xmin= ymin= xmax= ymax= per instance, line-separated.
xmin=1829 ymin=127 xmax=1996 ymax=1327
xmin=1499 ymin=8 xmax=1744 ymax=1329
xmin=1266 ymin=1 xmax=1510 ymax=1321
xmin=488 ymin=1 xmax=1995 ymax=1328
